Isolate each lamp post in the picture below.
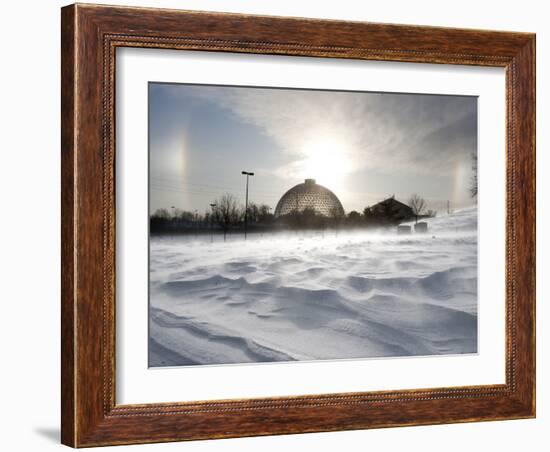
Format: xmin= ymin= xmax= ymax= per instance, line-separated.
xmin=209 ymin=203 xmax=217 ymax=242
xmin=241 ymin=171 xmax=254 ymax=240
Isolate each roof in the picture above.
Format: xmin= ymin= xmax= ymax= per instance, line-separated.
xmin=372 ymin=197 xmax=412 ymax=211
xmin=274 ymin=179 xmax=345 ymax=218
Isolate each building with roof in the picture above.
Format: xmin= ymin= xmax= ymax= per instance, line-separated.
xmin=367 ymin=196 xmax=415 ymax=223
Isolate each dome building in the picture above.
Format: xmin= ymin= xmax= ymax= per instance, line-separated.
xmin=274 ymin=179 xmax=345 ymax=218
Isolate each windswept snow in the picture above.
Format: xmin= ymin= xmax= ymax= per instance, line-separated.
xmin=149 ymin=207 xmax=478 ymax=367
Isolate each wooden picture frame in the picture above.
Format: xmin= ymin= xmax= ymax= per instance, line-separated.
xmin=61 ymin=3 xmax=535 ymax=447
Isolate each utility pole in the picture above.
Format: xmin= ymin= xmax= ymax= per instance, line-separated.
xmin=241 ymin=171 xmax=254 ymax=240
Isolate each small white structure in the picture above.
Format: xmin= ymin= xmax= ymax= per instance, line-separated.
xmin=415 ymin=222 xmax=428 ymax=233
xmin=397 ymin=225 xmax=411 ymax=235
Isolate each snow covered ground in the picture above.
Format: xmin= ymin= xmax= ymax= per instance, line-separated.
xmin=149 ymin=207 xmax=478 ymax=367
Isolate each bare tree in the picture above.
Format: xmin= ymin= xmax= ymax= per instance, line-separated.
xmin=329 ymin=206 xmax=344 ymax=228
xmin=470 ymin=151 xmax=478 ymax=198
xmin=426 ymin=209 xmax=437 ymax=218
xmin=258 ymin=204 xmax=274 ymax=224
xmin=346 ymin=210 xmax=362 ymax=227
xmin=152 ymin=208 xmax=170 ymax=220
xmin=213 ymin=193 xmax=241 ymax=241
xmin=246 ymin=201 xmax=260 ymax=224
xmin=408 ymin=194 xmax=427 ymax=224
xmin=174 ymin=209 xmax=195 ymax=222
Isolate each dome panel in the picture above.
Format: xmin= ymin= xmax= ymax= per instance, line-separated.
xmin=274 ymin=179 xmax=345 ymax=218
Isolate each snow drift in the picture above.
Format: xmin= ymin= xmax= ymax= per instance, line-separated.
xmin=149 ymin=207 xmax=478 ymax=367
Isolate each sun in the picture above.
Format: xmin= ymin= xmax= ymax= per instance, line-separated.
xmin=299 ymin=135 xmax=352 ymax=190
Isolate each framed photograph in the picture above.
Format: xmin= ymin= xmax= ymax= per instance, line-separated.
xmin=61 ymin=4 xmax=536 ymax=447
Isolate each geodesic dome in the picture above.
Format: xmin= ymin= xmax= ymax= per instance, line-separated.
xmin=274 ymin=179 xmax=345 ymax=218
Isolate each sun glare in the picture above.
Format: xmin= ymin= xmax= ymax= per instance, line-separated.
xmin=300 ymin=135 xmax=352 ymax=190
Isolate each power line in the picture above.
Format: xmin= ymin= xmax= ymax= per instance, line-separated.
xmin=149 ymin=184 xmax=280 ymax=200
xmin=150 ymin=179 xmax=282 ymax=197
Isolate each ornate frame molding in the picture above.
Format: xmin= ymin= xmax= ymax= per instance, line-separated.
xmin=61 ymin=4 xmax=535 ymax=447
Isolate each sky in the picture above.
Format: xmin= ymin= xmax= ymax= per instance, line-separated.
xmin=149 ymin=82 xmax=477 ymax=215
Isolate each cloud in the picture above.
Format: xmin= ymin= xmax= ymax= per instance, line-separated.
xmin=172 ymin=85 xmax=477 ymax=180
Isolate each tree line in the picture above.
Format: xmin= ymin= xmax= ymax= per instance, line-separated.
xmin=150 ymin=193 xmax=437 ymax=238
xmin=150 ymin=194 xmax=275 ymax=239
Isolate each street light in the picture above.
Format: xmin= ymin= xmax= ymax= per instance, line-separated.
xmin=241 ymin=171 xmax=254 ymax=240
